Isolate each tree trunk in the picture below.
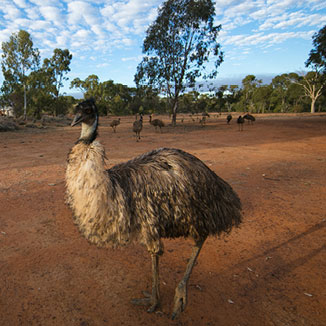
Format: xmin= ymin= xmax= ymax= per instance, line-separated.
xmin=281 ymin=97 xmax=285 ymax=113
xmin=54 ymin=90 xmax=59 ymax=117
xmin=171 ymin=100 xmax=178 ymax=126
xmin=311 ymin=98 xmax=316 ymax=113
xmin=23 ymin=84 xmax=27 ymax=120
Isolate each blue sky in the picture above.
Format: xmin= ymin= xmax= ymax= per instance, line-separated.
xmin=0 ymin=0 xmax=325 ymax=95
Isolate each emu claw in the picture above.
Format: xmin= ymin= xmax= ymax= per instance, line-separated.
xmin=171 ymin=283 xmax=187 ymax=320
xmin=171 ymin=298 xmax=184 ymax=320
xmin=131 ymin=291 xmax=159 ymax=313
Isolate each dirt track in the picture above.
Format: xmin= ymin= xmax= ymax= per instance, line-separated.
xmin=1 ymin=113 xmax=325 ymax=326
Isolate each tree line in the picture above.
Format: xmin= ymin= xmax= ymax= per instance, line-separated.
xmin=0 ymin=0 xmax=325 ymax=121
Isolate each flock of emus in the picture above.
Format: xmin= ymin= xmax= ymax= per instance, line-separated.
xmin=109 ymin=111 xmax=256 ymax=139
xmin=109 ymin=113 xmax=165 ymax=141
xmin=65 ymin=99 xmax=247 ymax=319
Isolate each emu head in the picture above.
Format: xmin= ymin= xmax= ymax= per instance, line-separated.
xmin=72 ymin=98 xmax=98 ymax=143
xmin=71 ymin=98 xmax=98 ymax=127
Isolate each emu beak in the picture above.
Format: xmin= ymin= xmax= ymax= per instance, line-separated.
xmin=71 ymin=112 xmax=84 ymax=126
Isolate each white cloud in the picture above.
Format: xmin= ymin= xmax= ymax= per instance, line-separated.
xmin=27 ymin=20 xmax=52 ymax=31
xmin=96 ymin=63 xmax=109 ymax=68
xmin=259 ymin=12 xmax=326 ymax=30
xmin=1 ymin=3 xmax=23 ymax=20
xmin=90 ymin=24 xmax=106 ymax=38
xmin=25 ymin=7 xmax=41 ymax=20
xmin=215 ymin=0 xmax=243 ymax=10
xmin=224 ymin=1 xmax=257 ymax=18
xmin=222 ymin=30 xmax=315 ymax=48
xmin=30 ymin=0 xmax=60 ymax=5
xmin=67 ymin=1 xmax=100 ymax=27
xmin=39 ymin=6 xmax=65 ymax=26
xmin=75 ymin=29 xmax=91 ymax=39
xmin=13 ymin=0 xmax=28 ymax=8
xmin=101 ymin=0 xmax=161 ymax=34
xmin=0 ymin=28 xmax=16 ymax=43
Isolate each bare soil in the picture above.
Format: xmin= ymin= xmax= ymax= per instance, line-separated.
xmin=1 ymin=113 xmax=326 ymax=326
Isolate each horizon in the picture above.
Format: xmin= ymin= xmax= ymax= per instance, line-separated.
xmin=0 ymin=0 xmax=325 ymax=96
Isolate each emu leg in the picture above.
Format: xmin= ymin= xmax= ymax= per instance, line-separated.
xmin=148 ymin=253 xmax=160 ymax=312
xmin=131 ymin=253 xmax=160 ymax=313
xmin=171 ymin=239 xmax=205 ymax=320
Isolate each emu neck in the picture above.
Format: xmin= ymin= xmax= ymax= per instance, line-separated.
xmin=79 ymin=117 xmax=98 ymax=143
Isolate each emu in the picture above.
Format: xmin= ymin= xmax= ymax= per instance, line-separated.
xmin=65 ymin=99 xmax=242 ymax=319
xmin=227 ymin=114 xmax=232 ymax=124
xmin=133 ymin=115 xmax=143 ymax=141
xmin=199 ymin=116 xmax=206 ymax=127
xmin=110 ymin=118 xmax=120 ymax=133
xmin=149 ymin=114 xmax=165 ymax=132
xmin=237 ymin=115 xmax=244 ymax=131
xmin=243 ymin=113 xmax=255 ymax=124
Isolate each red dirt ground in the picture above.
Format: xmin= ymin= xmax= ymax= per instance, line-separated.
xmin=0 ymin=113 xmax=325 ymax=326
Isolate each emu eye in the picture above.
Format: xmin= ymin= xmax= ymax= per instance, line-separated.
xmin=85 ymin=109 xmax=92 ymax=114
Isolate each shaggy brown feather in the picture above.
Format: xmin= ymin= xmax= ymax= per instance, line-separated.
xmin=66 ymin=143 xmax=242 ymax=254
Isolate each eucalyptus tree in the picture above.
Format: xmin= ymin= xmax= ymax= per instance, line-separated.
xmin=71 ymin=75 xmax=106 ymax=114
xmin=304 ymin=25 xmax=326 ymax=112
xmin=271 ymin=74 xmax=292 ymax=113
xmin=134 ymin=0 xmax=223 ymax=125
xmin=1 ymin=30 xmax=40 ymax=119
xmin=285 ymin=73 xmax=307 ymax=112
xmin=135 ymin=86 xmax=162 ymax=114
xmin=215 ymin=85 xmax=227 ymax=112
xmin=225 ymin=85 xmax=241 ymax=112
xmin=252 ymin=85 xmax=273 ymax=113
xmin=241 ymin=75 xmax=262 ymax=112
xmin=70 ymin=76 xmax=135 ymax=115
xmin=43 ymin=49 xmax=72 ymax=93
xmin=42 ymin=49 xmax=72 ymax=116
xmin=70 ymin=74 xmax=104 ymax=102
xmin=305 ymin=25 xmax=326 ymax=73
xmin=298 ymin=71 xmax=324 ymax=113
xmin=27 ymin=68 xmax=55 ymax=118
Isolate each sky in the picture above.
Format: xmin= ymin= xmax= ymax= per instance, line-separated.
xmin=0 ymin=0 xmax=325 ymax=95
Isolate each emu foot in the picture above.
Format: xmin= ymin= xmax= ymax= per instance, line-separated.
xmin=171 ymin=282 xmax=187 ymax=320
xmin=131 ymin=291 xmax=160 ymax=313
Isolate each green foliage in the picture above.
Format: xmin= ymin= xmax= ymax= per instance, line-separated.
xmin=43 ymin=48 xmax=72 ymax=98
xmin=1 ymin=30 xmax=40 ymax=118
xmin=27 ymin=68 xmax=55 ymax=118
xmin=240 ymin=75 xmax=262 ymax=111
xmin=306 ymin=25 xmax=326 ymax=72
xmin=70 ymin=75 xmax=137 ymax=115
xmin=252 ymin=85 xmax=273 ymax=113
xmin=1 ymin=30 xmax=40 ymax=82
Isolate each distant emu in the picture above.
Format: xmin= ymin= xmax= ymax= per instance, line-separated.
xmin=110 ymin=118 xmax=120 ymax=133
xmin=133 ymin=114 xmax=143 ymax=141
xmin=243 ymin=113 xmax=255 ymax=124
xmin=237 ymin=115 xmax=244 ymax=131
xmin=199 ymin=116 xmax=206 ymax=127
xmin=227 ymin=114 xmax=232 ymax=124
xmin=65 ymin=99 xmax=242 ymax=320
xmin=149 ymin=114 xmax=165 ymax=132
